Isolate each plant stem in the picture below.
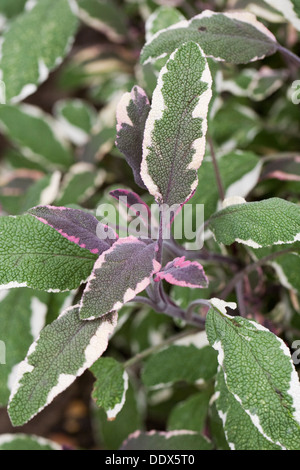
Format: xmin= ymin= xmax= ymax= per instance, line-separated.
xmin=165 ymin=238 xmax=241 ymax=267
xmin=220 ymin=248 xmax=296 ymax=299
xmin=207 ymin=135 xmax=225 ymax=202
xmin=123 ymin=327 xmax=198 ymax=369
xmin=277 ymin=44 xmax=300 ymax=68
xmin=133 ymin=294 xmax=206 ymax=329
xmin=235 ymin=280 xmax=247 ymax=317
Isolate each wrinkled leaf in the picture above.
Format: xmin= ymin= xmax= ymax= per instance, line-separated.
xmin=79 ymin=237 xmax=160 ymax=320
xmin=0 ymin=214 xmax=97 ymax=292
xmin=8 ymin=306 xmax=117 ymax=426
xmin=141 ymin=41 xmax=212 ymax=207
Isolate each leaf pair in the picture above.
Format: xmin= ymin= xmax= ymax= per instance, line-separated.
xmin=116 ymin=41 xmax=213 ymax=208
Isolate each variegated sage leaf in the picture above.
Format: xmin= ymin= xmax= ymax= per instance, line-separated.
xmin=8 ymin=306 xmax=117 ymax=426
xmin=208 ymin=197 xmax=300 ymax=248
xmin=141 ymin=41 xmax=212 ymax=207
xmin=214 ymin=369 xmax=281 ymax=450
xmin=75 ymin=0 xmax=127 ymax=43
xmin=0 ymin=289 xmax=49 ymax=405
xmin=0 ymin=0 xmax=78 ymax=103
xmin=90 ymin=357 xmax=128 ymax=420
xmin=0 ymin=104 xmax=73 ymax=171
xmin=116 ymin=86 xmax=151 ymax=189
xmin=145 ymin=6 xmax=186 ymax=42
xmin=0 ymin=214 xmax=97 ymax=292
xmin=264 ymin=0 xmax=300 ymax=31
xmin=79 ymin=237 xmax=161 ymax=320
xmin=206 ymin=299 xmax=300 ymax=450
xmin=141 ymin=11 xmax=277 ymax=66
xmin=29 ymin=205 xmax=117 ymax=255
xmin=155 ymin=257 xmax=208 ymax=288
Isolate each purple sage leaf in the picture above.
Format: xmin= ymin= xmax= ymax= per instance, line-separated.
xmin=155 ymin=257 xmax=208 ymax=288
xmin=28 ymin=205 xmax=117 ymax=255
xmin=109 ymin=188 xmax=152 ymax=229
xmin=79 ymin=237 xmax=161 ymax=320
xmin=116 ymin=86 xmax=151 ymax=189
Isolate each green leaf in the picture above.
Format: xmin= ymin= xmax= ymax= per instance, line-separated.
xmin=93 ymin=380 xmax=143 ymax=450
xmin=208 ymin=198 xmax=300 ymax=248
xmin=90 ymin=357 xmax=128 ymax=420
xmin=75 ymin=0 xmax=127 ymax=42
xmin=21 ymin=171 xmax=61 ymax=212
xmin=8 ymin=306 xmax=117 ymax=426
xmin=0 ymin=289 xmax=49 ymax=405
xmin=55 ymin=163 xmax=106 ymax=206
xmin=54 ymin=99 xmax=97 ymax=146
xmin=206 ymin=299 xmax=300 ymax=450
xmin=219 ymin=66 xmax=287 ymax=102
xmin=142 ymin=335 xmax=218 ymax=389
xmin=145 ymin=6 xmax=186 ymax=42
xmin=0 ymin=105 xmax=73 ymax=170
xmin=141 ymin=10 xmax=277 ymax=66
xmin=141 ymin=41 xmax=212 ymax=207
xmin=264 ymin=0 xmax=300 ymax=31
xmin=121 ymin=430 xmax=212 ymax=450
xmin=191 ymin=151 xmax=262 ymax=221
xmin=0 ymin=0 xmax=26 ymax=19
xmin=211 ymin=101 xmax=261 ymax=151
xmin=0 ymin=434 xmax=62 ymax=450
xmin=214 ymin=369 xmax=281 ymax=450
xmin=0 ymin=0 xmax=78 ymax=103
xmin=251 ymin=244 xmax=300 ymax=293
xmin=167 ymin=390 xmax=211 ymax=434
xmin=0 ymin=214 xmax=97 ymax=292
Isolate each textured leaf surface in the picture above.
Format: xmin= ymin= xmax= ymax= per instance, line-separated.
xmin=142 ymin=344 xmax=217 ymax=389
xmin=79 ymin=237 xmax=160 ymax=319
xmin=214 ymin=370 xmax=281 ymax=450
xmin=206 ymin=301 xmax=300 ymax=450
xmin=91 ymin=357 xmax=128 ymax=420
xmin=192 ymin=151 xmax=262 ymax=221
xmin=0 ymin=434 xmax=62 ymax=450
xmin=8 ymin=306 xmax=117 ymax=426
xmin=264 ymin=0 xmax=300 ymax=31
xmin=116 ymin=86 xmax=150 ymax=188
xmin=75 ymin=0 xmax=127 ymax=42
xmin=141 ymin=41 xmax=212 ymax=207
xmin=155 ymin=257 xmax=208 ymax=288
xmin=121 ymin=430 xmax=212 ymax=450
xmin=29 ymin=205 xmax=117 ymax=255
xmin=208 ymin=198 xmax=300 ymax=248
xmin=141 ymin=10 xmax=277 ymax=66
xmin=0 ymin=0 xmax=78 ymax=102
xmin=0 ymin=105 xmax=73 ymax=170
xmin=0 ymin=289 xmax=49 ymax=405
xmin=0 ymin=214 xmax=97 ymax=292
